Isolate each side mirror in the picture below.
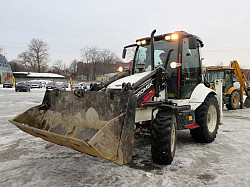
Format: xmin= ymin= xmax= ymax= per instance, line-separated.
xmin=189 ymin=37 xmax=197 ymax=49
xmin=122 ymin=48 xmax=127 ymax=59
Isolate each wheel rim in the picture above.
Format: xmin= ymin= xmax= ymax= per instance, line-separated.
xmin=207 ymin=105 xmax=217 ymax=133
xmin=233 ymin=95 xmax=238 ymax=106
xmin=171 ymin=121 xmax=176 ymax=153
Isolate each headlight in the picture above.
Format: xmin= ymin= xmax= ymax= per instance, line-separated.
xmin=118 ymin=66 xmax=124 ymax=72
xmin=170 ymin=61 xmax=177 ymax=69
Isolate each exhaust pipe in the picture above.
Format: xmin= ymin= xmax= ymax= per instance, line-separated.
xmin=150 ymin=29 xmax=156 ymax=71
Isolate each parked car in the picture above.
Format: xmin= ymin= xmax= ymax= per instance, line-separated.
xmin=63 ymin=82 xmax=69 ymax=88
xmin=15 ymin=82 xmax=31 ymax=92
xmin=79 ymin=82 xmax=92 ymax=90
xmin=46 ymin=82 xmax=55 ymax=89
xmin=29 ymin=81 xmax=42 ymax=88
xmin=54 ymin=82 xmax=66 ymax=90
xmin=40 ymin=81 xmax=46 ymax=87
xmin=71 ymin=83 xmax=83 ymax=90
xmin=3 ymin=80 xmax=13 ymax=88
xmin=85 ymin=82 xmax=92 ymax=90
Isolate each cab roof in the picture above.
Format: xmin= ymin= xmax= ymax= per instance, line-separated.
xmin=206 ymin=67 xmax=234 ymax=71
xmin=136 ymin=31 xmax=204 ymax=47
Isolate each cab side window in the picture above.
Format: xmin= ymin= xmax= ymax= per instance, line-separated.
xmin=181 ymin=38 xmax=202 ymax=98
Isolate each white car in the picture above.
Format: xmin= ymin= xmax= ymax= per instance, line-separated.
xmin=29 ymin=81 xmax=42 ymax=88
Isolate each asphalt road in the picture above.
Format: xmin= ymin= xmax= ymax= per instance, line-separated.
xmin=0 ymin=86 xmax=250 ymax=187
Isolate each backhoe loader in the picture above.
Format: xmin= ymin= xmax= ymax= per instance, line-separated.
xmin=206 ymin=61 xmax=250 ymax=110
xmin=10 ymin=30 xmax=221 ymax=165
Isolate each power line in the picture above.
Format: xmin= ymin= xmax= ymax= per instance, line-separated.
xmin=0 ymin=27 xmax=127 ymax=41
xmin=203 ymin=49 xmax=250 ymax=53
xmin=0 ymin=41 xmax=122 ymax=52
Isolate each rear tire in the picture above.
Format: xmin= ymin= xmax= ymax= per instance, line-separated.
xmin=191 ymin=94 xmax=219 ymax=143
xmin=226 ymin=90 xmax=239 ymax=110
xmin=151 ymin=110 xmax=177 ymax=165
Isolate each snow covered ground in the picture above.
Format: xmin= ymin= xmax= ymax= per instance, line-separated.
xmin=0 ymin=85 xmax=250 ymax=187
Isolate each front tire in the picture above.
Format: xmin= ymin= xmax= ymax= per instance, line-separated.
xmin=191 ymin=94 xmax=219 ymax=143
xmin=151 ymin=110 xmax=177 ymax=165
xmin=226 ymin=90 xmax=239 ymax=110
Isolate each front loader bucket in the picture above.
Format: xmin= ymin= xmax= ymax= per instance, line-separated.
xmin=9 ymin=90 xmax=136 ymax=165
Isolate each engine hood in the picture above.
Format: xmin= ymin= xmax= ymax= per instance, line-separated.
xmin=107 ymin=72 xmax=151 ymax=89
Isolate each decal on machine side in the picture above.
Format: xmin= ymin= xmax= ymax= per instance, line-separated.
xmin=135 ymin=83 xmax=153 ymax=98
xmin=139 ymin=88 xmax=156 ymax=107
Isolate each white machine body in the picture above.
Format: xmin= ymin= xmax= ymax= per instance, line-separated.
xmin=107 ymin=74 xmax=222 ymax=123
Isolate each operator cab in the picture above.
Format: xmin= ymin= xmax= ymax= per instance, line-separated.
xmin=206 ymin=67 xmax=234 ymax=93
xmin=124 ymin=31 xmax=204 ymax=99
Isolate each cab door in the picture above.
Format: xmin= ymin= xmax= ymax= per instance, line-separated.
xmin=224 ymin=69 xmax=234 ymax=93
xmin=180 ymin=38 xmax=202 ymax=98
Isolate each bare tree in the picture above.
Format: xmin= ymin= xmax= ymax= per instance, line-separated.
xmin=18 ymin=51 xmax=35 ymax=71
xmin=98 ymin=49 xmax=121 ymax=75
xmin=9 ymin=60 xmax=28 ymax=72
xmin=53 ymin=60 xmax=63 ymax=71
xmin=80 ymin=47 xmax=121 ymax=80
xmin=126 ymin=48 xmax=136 ymax=61
xmin=100 ymin=49 xmax=121 ymax=64
xmin=69 ymin=59 xmax=78 ymax=77
xmin=18 ymin=39 xmax=49 ymax=72
xmin=49 ymin=60 xmax=67 ymax=74
xmin=81 ymin=47 xmax=102 ymax=80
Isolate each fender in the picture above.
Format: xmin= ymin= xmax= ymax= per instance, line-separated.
xmin=189 ymin=83 xmax=216 ymax=110
xmin=225 ymin=87 xmax=239 ymax=95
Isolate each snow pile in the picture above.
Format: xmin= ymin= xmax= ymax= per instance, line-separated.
xmin=27 ymin=73 xmax=65 ymax=78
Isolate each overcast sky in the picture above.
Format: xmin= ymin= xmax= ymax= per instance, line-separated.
xmin=1 ymin=0 xmax=250 ymax=68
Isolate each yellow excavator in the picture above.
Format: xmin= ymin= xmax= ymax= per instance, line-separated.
xmin=206 ymin=61 xmax=250 ymax=109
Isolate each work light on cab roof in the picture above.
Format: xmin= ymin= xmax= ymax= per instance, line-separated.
xmin=165 ymin=33 xmax=179 ymax=41
xmin=136 ymin=33 xmax=179 ymax=46
xmin=136 ymin=39 xmax=147 ymax=46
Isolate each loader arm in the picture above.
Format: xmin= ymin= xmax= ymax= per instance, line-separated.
xmin=231 ymin=60 xmax=250 ymax=108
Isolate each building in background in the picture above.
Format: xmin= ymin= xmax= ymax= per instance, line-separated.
xmin=242 ymin=69 xmax=250 ymax=81
xmin=0 ymin=54 xmax=12 ymax=84
xmin=96 ymin=73 xmax=116 ymax=82
xmin=12 ymin=72 xmax=66 ymax=83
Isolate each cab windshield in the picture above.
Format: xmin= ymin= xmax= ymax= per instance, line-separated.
xmin=206 ymin=70 xmax=225 ymax=83
xmin=134 ymin=40 xmax=179 ymax=73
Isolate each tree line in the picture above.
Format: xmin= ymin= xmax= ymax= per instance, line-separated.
xmin=4 ymin=38 xmax=123 ymax=80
